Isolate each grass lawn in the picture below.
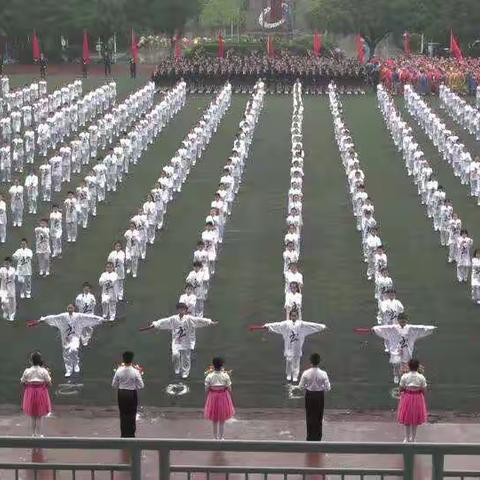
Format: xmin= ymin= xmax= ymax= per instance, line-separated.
xmin=0 ymin=75 xmax=478 ymax=412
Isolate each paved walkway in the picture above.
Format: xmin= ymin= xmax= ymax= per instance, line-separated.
xmin=0 ymin=407 xmax=480 ymax=479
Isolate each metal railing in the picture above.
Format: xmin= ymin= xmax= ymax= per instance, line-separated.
xmin=0 ymin=437 xmax=478 ymax=479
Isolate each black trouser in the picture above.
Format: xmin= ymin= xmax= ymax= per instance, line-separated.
xmin=118 ymin=389 xmax=138 ymax=438
xmin=305 ymin=390 xmax=324 ymax=441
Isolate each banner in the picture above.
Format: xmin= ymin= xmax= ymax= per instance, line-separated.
xmin=450 ymin=30 xmax=463 ymax=60
xmin=174 ymin=34 xmax=182 ymax=60
xmin=82 ymin=31 xmax=90 ymax=64
xmin=32 ymin=30 xmax=41 ymax=62
xmin=355 ymin=34 xmax=365 ymax=64
xmin=267 ymin=35 xmax=274 ymax=58
xmin=313 ymin=32 xmax=322 ymax=57
xmin=131 ymin=29 xmax=139 ymax=63
xmin=217 ymin=33 xmax=224 ymax=59
xmin=403 ymin=31 xmax=411 ymax=56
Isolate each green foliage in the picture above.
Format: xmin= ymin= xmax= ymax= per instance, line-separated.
xmin=302 ymin=0 xmax=480 ymax=54
xmin=0 ymin=0 xmax=201 ymax=60
xmin=199 ymin=0 xmax=245 ymax=31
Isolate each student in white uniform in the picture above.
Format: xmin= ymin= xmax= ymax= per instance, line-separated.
xmin=39 ymin=162 xmax=52 ymax=202
xmin=13 ymin=238 xmax=33 ymax=299
xmin=64 ymin=191 xmax=79 ymax=243
xmin=24 ymin=169 xmax=39 ymax=215
xmin=456 ymin=229 xmax=473 ymax=282
xmin=9 ymin=178 xmax=24 ymax=227
xmin=30 ymin=304 xmax=105 ymax=377
xmin=75 ymin=282 xmax=97 ymax=346
xmin=250 ymin=309 xmax=327 ymax=383
xmin=471 ymin=249 xmax=480 ymax=304
xmin=35 ymin=219 xmax=51 ymax=276
xmin=99 ymin=261 xmax=119 ymax=321
xmin=108 ymin=242 xmax=125 ymax=301
xmin=0 ymin=256 xmax=16 ymax=321
xmin=0 ymin=194 xmax=6 ymax=243
xmin=373 ymin=313 xmax=436 ymax=384
xmin=140 ymin=302 xmax=218 ymax=379
xmin=124 ymin=222 xmax=141 ymax=278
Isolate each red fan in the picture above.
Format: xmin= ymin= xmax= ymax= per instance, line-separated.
xmin=353 ymin=327 xmax=372 ymax=335
xmin=249 ymin=325 xmax=267 ymax=332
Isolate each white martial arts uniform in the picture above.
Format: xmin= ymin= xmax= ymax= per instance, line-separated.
xmin=39 ymin=312 xmax=104 ymax=376
xmin=152 ymin=314 xmax=214 ymax=378
xmin=264 ymin=319 xmax=326 ymax=382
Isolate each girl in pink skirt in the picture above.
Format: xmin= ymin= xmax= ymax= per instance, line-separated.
xmin=204 ymin=357 xmax=235 ymax=440
xmin=20 ymin=352 xmax=52 ymax=437
xmin=397 ymin=358 xmax=428 ymax=443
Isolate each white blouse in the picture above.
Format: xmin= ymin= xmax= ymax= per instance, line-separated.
xmin=400 ymin=371 xmax=427 ymax=389
xmin=21 ymin=366 xmax=51 ymax=384
xmin=205 ymin=370 xmax=231 ymax=389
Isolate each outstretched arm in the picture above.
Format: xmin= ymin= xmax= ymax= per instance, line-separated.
xmin=190 ymin=317 xmax=218 ymax=328
xmin=409 ymin=325 xmax=437 ymax=342
xmin=141 ymin=317 xmax=174 ymax=332
xmin=300 ymin=322 xmax=327 ymax=336
xmin=372 ymin=325 xmax=399 ymax=342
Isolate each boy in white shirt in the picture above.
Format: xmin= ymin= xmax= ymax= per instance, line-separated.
xmin=0 ymin=257 xmax=16 ymax=321
xmin=9 ymin=178 xmax=24 ymax=227
xmin=64 ymin=191 xmax=79 ymax=242
xmin=35 ymin=218 xmax=51 ymax=276
xmin=125 ymin=222 xmax=141 ymax=278
xmin=140 ymin=302 xmax=217 ymax=378
xmin=99 ymin=261 xmax=119 ymax=321
xmin=12 ymin=238 xmax=33 ymax=298
xmin=250 ymin=309 xmax=326 ymax=383
xmin=24 ymin=169 xmax=39 ymax=214
xmin=108 ymin=241 xmax=126 ymax=301
xmin=0 ymin=194 xmax=6 ymax=243
xmin=75 ymin=282 xmax=97 ymax=346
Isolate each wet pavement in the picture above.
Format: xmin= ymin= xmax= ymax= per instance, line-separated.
xmin=0 ymin=407 xmax=479 ymax=479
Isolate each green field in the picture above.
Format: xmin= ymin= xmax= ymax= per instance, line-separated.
xmin=1 ymin=74 xmax=480 ymax=412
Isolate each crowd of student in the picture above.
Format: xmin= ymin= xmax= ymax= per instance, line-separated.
xmin=328 ymin=82 xmax=436 ymax=385
xmin=0 ymin=82 xmax=166 ymax=324
xmin=26 ymin=82 xmax=187 ymax=377
xmin=379 ymin=85 xmax=478 ymax=296
xmin=376 ymin=56 xmax=480 ymax=95
xmin=439 ymin=84 xmax=480 ymax=141
xmin=251 ymin=82 xmax=326 ymax=385
xmin=152 ymin=53 xmax=365 ymax=90
xmin=143 ymin=81 xmax=266 ymax=381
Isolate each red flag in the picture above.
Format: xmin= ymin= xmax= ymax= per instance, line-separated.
xmin=355 ymin=34 xmax=365 ymax=64
xmin=174 ymin=34 xmax=182 ymax=60
xmin=403 ymin=31 xmax=411 ymax=56
xmin=32 ymin=30 xmax=41 ymax=62
xmin=267 ymin=36 xmax=274 ymax=58
xmin=82 ymin=31 xmax=90 ymax=64
xmin=131 ymin=29 xmax=139 ymax=63
xmin=450 ymin=30 xmax=463 ymax=60
xmin=217 ymin=33 xmax=224 ymax=59
xmin=313 ymin=32 xmax=322 ymax=57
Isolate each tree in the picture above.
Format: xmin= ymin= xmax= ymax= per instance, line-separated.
xmin=199 ymin=0 xmax=245 ymax=33
xmin=303 ymin=0 xmax=395 ymax=56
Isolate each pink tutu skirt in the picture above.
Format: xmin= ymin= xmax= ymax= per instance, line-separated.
xmin=397 ymin=389 xmax=427 ymax=426
xmin=22 ymin=383 xmax=52 ymax=417
xmin=204 ymin=388 xmax=235 ymax=423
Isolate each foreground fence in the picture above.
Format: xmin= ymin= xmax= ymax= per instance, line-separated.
xmin=0 ymin=437 xmax=478 ymax=479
